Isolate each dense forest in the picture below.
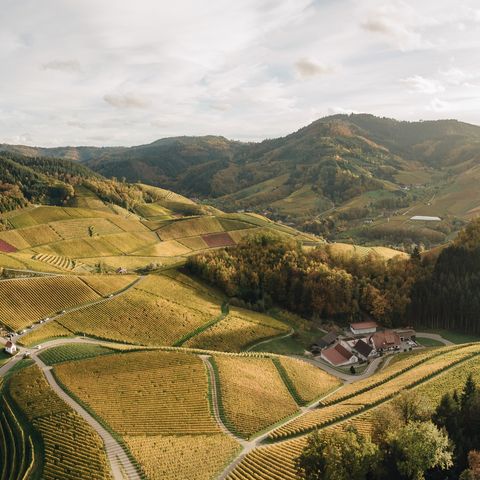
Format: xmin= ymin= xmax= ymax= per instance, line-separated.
xmin=187 ymin=234 xmax=420 ymax=327
xmin=409 ymin=219 xmax=480 ymax=334
xmin=188 ymin=218 xmax=480 ymax=334
xmin=0 ymin=152 xmax=76 ymax=212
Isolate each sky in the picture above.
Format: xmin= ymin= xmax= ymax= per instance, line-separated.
xmin=1 ymin=0 xmax=480 ymax=147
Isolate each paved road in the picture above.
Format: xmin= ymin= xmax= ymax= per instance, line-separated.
xmin=0 ymin=338 xmax=143 ymax=480
xmin=13 ymin=275 xmax=144 ymax=341
xmin=416 ymin=332 xmax=454 ymax=346
xmin=291 ymin=353 xmax=390 ymax=382
xmin=245 ymin=328 xmax=294 ymax=352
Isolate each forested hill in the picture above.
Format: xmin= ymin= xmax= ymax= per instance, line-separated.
xmin=0 ymin=151 xmax=172 ymax=214
xmin=3 ymin=114 xmax=480 ymax=247
xmin=0 ymin=151 xmax=98 ymax=212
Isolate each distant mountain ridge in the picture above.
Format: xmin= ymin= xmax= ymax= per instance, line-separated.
xmin=2 ymin=114 xmax=480 ymax=247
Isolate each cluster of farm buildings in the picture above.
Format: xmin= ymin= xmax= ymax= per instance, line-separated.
xmin=311 ymin=322 xmax=417 ymax=367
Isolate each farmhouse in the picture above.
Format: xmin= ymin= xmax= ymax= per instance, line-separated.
xmin=321 ymin=342 xmax=358 ymax=367
xmin=410 ymin=215 xmax=441 ymax=221
xmin=370 ymin=330 xmax=401 ymax=352
xmin=350 ymin=321 xmax=378 ymax=336
xmin=4 ymin=341 xmax=17 ymax=355
xmin=353 ymin=339 xmax=374 ymax=360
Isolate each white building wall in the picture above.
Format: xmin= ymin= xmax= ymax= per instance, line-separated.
xmin=350 ymin=326 xmax=377 ymax=335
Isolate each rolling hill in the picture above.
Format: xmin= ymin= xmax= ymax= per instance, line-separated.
xmin=3 ymin=114 xmax=480 ymax=248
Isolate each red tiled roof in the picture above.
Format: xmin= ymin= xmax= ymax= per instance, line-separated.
xmin=322 ymin=343 xmax=353 ymax=366
xmin=5 ymin=341 xmax=13 ymax=348
xmin=370 ymin=330 xmax=400 ymax=349
xmin=350 ymin=321 xmax=378 ymax=330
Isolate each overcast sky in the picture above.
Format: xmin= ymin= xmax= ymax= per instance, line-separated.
xmin=1 ymin=0 xmax=480 ymax=147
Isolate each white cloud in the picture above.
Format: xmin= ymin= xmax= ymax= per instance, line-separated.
xmin=41 ymin=60 xmax=81 ymax=73
xmin=401 ymin=75 xmax=445 ymax=94
xmin=428 ymin=97 xmax=450 ymax=112
xmin=295 ymin=58 xmax=333 ymax=78
xmin=0 ymin=0 xmax=480 ymax=146
xmin=103 ymin=93 xmax=150 ymax=109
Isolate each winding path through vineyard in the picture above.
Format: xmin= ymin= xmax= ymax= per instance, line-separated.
xmin=34 ymin=354 xmax=142 ymax=480
xmin=0 ymin=329 xmax=457 ymax=480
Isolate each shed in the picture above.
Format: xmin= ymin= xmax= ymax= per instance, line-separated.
xmin=5 ymin=341 xmax=17 ymax=355
xmin=310 ymin=331 xmax=338 ymax=352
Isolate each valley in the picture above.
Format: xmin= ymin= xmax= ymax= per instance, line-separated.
xmin=0 ymin=181 xmax=479 ymax=480
xmin=3 ymin=114 xmax=480 ymax=249
xmin=0 ymin=116 xmax=480 ymax=480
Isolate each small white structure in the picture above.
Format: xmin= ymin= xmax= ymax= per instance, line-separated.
xmin=410 ymin=216 xmax=441 ymax=221
xmin=350 ymin=321 xmax=378 ymax=336
xmin=5 ymin=341 xmax=17 ymax=355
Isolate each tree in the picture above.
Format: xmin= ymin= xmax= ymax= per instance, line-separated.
xmin=389 ymin=421 xmax=453 ymax=480
xmin=460 ymin=451 xmax=480 ymax=480
xmin=461 ymin=374 xmax=477 ymax=409
xmin=433 ymin=392 xmax=460 ymax=442
xmin=295 ymin=426 xmax=379 ymax=480
xmin=411 ymin=246 xmax=421 ymax=262
xmin=394 ymin=391 xmax=432 ymax=424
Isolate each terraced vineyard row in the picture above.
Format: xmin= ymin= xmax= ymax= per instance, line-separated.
xmin=54 ymin=350 xmax=222 ymax=435
xmin=268 ymin=343 xmax=480 ymax=440
xmin=33 ymin=253 xmax=76 ymax=270
xmin=184 ymin=308 xmax=289 ymax=352
xmin=415 ymin=354 xmax=480 ymax=407
xmin=20 ymin=321 xmax=73 ymax=346
xmin=322 ymin=345 xmax=464 ymax=405
xmin=0 ymin=393 xmax=35 ymax=480
xmin=213 ymin=356 xmax=299 ymax=439
xmin=0 ymin=276 xmax=100 ymax=331
xmin=227 ymin=345 xmax=480 ymax=480
xmin=274 ymin=356 xmax=342 ymax=405
xmin=156 ymin=216 xmax=225 ymax=241
xmin=78 ymin=274 xmax=138 ymax=296
xmin=39 ymin=344 xmax=117 ymax=365
xmin=54 ymin=287 xmax=217 ymax=346
xmin=124 ymin=434 xmax=240 ymax=480
xmin=8 ymin=365 xmax=112 ymax=480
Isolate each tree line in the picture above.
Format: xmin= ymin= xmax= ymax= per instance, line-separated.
xmin=187 ymin=218 xmax=480 ymax=335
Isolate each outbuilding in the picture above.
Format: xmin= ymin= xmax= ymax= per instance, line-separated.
xmin=350 ymin=321 xmax=378 ymax=336
xmin=4 ymin=341 xmax=17 ymax=355
xmin=410 ymin=216 xmax=441 ymax=221
xmin=321 ymin=342 xmax=358 ymax=367
xmin=310 ymin=331 xmax=338 ymax=353
xmin=353 ymin=339 xmax=374 ymax=360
